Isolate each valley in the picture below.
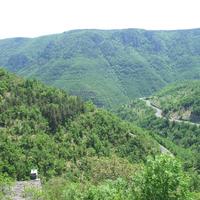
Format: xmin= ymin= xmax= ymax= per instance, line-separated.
xmin=0 ymin=68 xmax=200 ymax=199
xmin=1 ymin=28 xmax=200 ymax=199
xmin=1 ymin=28 xmax=200 ymax=107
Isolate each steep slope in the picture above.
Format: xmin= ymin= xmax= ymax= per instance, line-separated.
xmin=151 ymin=81 xmax=200 ymax=123
xmin=0 ymin=69 xmax=159 ymax=181
xmin=1 ymin=28 xmax=200 ymax=107
xmin=115 ymin=84 xmax=200 ymax=171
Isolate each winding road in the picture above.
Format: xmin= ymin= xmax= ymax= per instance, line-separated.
xmin=144 ymin=99 xmax=163 ymax=118
xmin=141 ymin=98 xmax=200 ymax=127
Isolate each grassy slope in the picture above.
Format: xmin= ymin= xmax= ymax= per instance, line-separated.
xmin=1 ymin=29 xmax=200 ymax=107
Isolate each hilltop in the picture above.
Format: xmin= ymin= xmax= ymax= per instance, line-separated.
xmin=1 ymin=28 xmax=200 ymax=107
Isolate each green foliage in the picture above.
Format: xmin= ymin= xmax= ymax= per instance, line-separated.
xmin=24 ymin=187 xmax=44 ymax=200
xmin=116 ymin=98 xmax=200 ymax=172
xmin=0 ymin=173 xmax=12 ymax=199
xmin=135 ymin=155 xmax=191 ymax=200
xmin=151 ymin=81 xmax=200 ymax=123
xmin=63 ymin=155 xmax=139 ymax=183
xmin=115 ymin=99 xmax=157 ymax=126
xmin=26 ymin=155 xmax=194 ymax=200
xmin=115 ymin=83 xmax=200 ymax=198
xmin=1 ymin=29 xmax=200 ymax=107
xmin=0 ymin=69 xmax=158 ymax=181
xmin=82 ymin=156 xmax=139 ymax=183
xmin=65 ymin=109 xmax=158 ymax=162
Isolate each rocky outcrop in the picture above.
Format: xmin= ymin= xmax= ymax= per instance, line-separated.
xmin=10 ymin=180 xmax=41 ymax=200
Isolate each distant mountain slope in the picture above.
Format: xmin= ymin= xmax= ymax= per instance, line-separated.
xmin=115 ymin=80 xmax=200 ymax=170
xmin=115 ymin=98 xmax=200 ymax=171
xmin=0 ymin=69 xmax=158 ymax=181
xmin=151 ymin=80 xmax=200 ymax=122
xmin=1 ymin=28 xmax=200 ymax=107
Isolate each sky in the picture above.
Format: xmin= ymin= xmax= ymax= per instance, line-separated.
xmin=0 ymin=0 xmax=200 ymax=39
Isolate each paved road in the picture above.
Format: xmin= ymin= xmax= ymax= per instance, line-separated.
xmin=141 ymin=98 xmax=200 ymax=127
xmin=144 ymin=99 xmax=163 ymax=118
xmin=10 ymin=180 xmax=41 ymax=200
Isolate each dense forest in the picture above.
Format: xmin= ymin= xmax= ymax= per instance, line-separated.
xmin=0 ymin=68 xmax=161 ymax=179
xmin=1 ymin=29 xmax=200 ymax=107
xmin=1 ymin=69 xmax=200 ymax=199
xmin=2 ymin=69 xmax=186 ymax=199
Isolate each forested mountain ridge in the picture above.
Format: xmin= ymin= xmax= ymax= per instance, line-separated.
xmin=0 ymin=68 xmax=159 ymax=181
xmin=1 ymin=28 xmax=200 ymax=107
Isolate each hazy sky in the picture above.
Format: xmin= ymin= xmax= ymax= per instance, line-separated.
xmin=0 ymin=0 xmax=200 ymax=39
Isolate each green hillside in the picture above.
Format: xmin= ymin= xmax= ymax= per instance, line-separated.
xmin=1 ymin=28 xmax=200 ymax=107
xmin=1 ymin=69 xmax=199 ymax=199
xmin=115 ymin=84 xmax=200 ymax=172
xmin=150 ymin=81 xmax=200 ymax=122
xmin=115 ymin=99 xmax=200 ymax=200
xmin=0 ymin=68 xmax=159 ymax=181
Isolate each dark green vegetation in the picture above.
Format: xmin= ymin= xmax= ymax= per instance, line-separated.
xmin=1 ymin=28 xmax=200 ymax=107
xmin=0 ymin=68 xmax=158 ymax=182
xmin=0 ymin=70 xmax=199 ymax=199
xmin=151 ymin=81 xmax=200 ymax=122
